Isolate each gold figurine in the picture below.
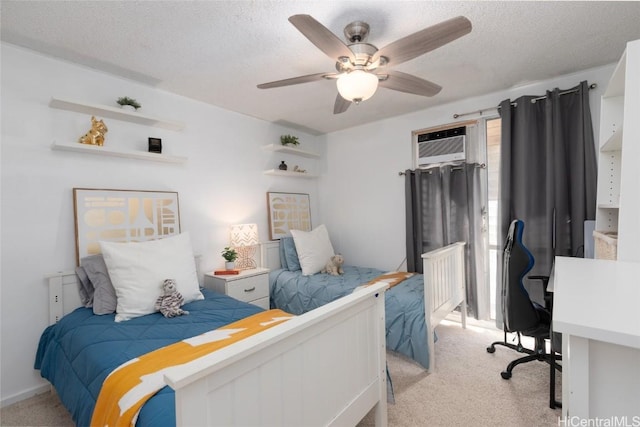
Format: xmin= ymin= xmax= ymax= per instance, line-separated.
xmin=79 ymin=116 xmax=108 ymax=146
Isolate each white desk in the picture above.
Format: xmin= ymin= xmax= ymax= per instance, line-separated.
xmin=553 ymin=256 xmax=640 ymax=419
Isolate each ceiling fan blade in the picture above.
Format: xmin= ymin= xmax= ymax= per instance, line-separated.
xmin=372 ymin=16 xmax=471 ymax=66
xmin=289 ymin=14 xmax=355 ymax=62
xmin=257 ymin=72 xmax=334 ymax=89
xmin=378 ymin=70 xmax=442 ymax=97
xmin=333 ymin=94 xmax=351 ymax=114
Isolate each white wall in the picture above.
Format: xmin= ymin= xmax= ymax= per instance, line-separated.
xmin=0 ymin=43 xmax=322 ymax=405
xmin=318 ymin=64 xmax=615 ymax=271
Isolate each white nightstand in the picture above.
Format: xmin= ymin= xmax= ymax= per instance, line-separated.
xmin=203 ymin=268 xmax=270 ymax=310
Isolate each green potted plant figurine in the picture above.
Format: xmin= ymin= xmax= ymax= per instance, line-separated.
xmin=221 ymin=246 xmax=238 ymax=270
xmin=117 ymin=96 xmax=141 ymax=111
xmin=280 ymin=134 xmax=300 ymax=146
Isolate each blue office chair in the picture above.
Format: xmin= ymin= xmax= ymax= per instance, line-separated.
xmin=487 ymin=219 xmax=561 ymax=407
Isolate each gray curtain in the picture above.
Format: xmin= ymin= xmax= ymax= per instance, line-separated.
xmin=405 ymin=163 xmax=485 ymax=318
xmin=497 ymin=80 xmax=597 ymax=313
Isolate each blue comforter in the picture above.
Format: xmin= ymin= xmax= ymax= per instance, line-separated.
xmin=270 ymin=266 xmax=429 ymax=369
xmin=34 ymin=289 xmax=263 ymax=427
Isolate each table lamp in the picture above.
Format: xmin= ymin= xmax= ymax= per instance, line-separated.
xmin=230 ymin=223 xmax=259 ymax=269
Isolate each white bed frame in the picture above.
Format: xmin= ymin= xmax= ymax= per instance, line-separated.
xmin=421 ymin=241 xmax=467 ymax=370
xmin=45 ymin=271 xmax=389 ymax=426
xmin=262 ymin=240 xmax=467 ymax=372
xmin=45 ymin=240 xmax=465 ymax=426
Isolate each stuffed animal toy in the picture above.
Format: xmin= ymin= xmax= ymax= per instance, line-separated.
xmin=321 ymin=254 xmax=344 ymax=276
xmin=155 ymin=279 xmax=189 ymax=318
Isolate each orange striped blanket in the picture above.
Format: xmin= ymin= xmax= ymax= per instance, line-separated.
xmin=360 ymin=271 xmax=415 ymax=290
xmin=91 ymin=309 xmax=293 ymax=427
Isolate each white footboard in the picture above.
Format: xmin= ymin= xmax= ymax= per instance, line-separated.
xmin=166 ymin=282 xmax=388 ymax=427
xmin=422 ymin=241 xmax=467 ymax=371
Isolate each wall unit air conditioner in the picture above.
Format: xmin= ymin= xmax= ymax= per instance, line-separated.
xmin=416 ymin=126 xmax=466 ymax=166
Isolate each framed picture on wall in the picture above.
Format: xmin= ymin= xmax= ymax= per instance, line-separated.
xmin=267 ymin=192 xmax=311 ymax=240
xmin=73 ymin=188 xmax=180 ymax=265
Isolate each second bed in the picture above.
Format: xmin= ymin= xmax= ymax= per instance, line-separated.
xmin=264 ymin=238 xmax=467 ymax=371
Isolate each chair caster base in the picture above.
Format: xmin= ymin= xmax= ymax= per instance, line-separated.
xmin=486 ymin=346 xmax=496 ymax=353
xmin=501 ymin=371 xmax=512 ymax=380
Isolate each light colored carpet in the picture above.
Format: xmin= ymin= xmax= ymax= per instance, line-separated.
xmin=0 ymin=389 xmax=74 ymax=426
xmin=1 ymin=319 xmax=561 ymax=426
xmin=359 ymin=319 xmax=561 ymax=426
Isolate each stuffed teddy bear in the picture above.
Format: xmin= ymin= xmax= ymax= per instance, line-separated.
xmin=155 ymin=279 xmax=189 ymax=318
xmin=321 ymin=254 xmax=344 ymax=276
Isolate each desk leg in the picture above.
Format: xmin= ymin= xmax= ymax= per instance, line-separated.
xmin=563 ymin=334 xmax=590 ymax=419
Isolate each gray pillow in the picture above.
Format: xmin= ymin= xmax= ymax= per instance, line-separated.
xmin=282 ymin=237 xmax=301 ymax=272
xmin=80 ymin=254 xmax=117 ymax=315
xmin=75 ymin=265 xmax=94 ymax=308
xmin=279 ymin=239 xmax=289 ymax=270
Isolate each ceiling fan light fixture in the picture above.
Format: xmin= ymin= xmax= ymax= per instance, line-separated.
xmin=336 ymin=70 xmax=378 ymax=103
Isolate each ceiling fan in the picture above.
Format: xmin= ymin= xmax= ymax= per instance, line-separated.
xmin=257 ymin=14 xmax=472 ymax=114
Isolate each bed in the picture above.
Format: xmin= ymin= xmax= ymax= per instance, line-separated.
xmin=38 ymin=265 xmax=389 ymax=427
xmin=263 ymin=235 xmax=467 ymax=372
xmin=35 ymin=189 xmax=390 ymax=427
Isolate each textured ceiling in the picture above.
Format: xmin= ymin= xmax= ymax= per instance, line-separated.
xmin=2 ymin=1 xmax=640 ymax=135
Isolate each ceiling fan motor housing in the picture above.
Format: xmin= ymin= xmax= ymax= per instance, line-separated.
xmin=336 ymin=43 xmax=380 ymax=72
xmin=344 ymin=21 xmax=370 ymax=43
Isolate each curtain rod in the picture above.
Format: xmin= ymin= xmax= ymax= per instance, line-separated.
xmin=452 ymin=82 xmax=597 ymax=119
xmin=531 ymin=83 xmax=597 ymax=103
xmin=399 ymin=163 xmax=486 ymax=176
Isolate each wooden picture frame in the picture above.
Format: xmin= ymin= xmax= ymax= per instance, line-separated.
xmin=267 ymin=192 xmax=311 ymax=240
xmin=73 ymin=188 xmax=180 ymax=265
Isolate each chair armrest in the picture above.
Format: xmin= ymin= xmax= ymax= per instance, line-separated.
xmin=528 ymin=275 xmax=552 ymax=310
xmin=528 ymin=275 xmax=549 ymax=285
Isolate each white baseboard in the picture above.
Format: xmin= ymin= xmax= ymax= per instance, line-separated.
xmin=0 ymin=384 xmax=51 ymax=408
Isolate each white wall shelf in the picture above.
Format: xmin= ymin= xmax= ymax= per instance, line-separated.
xmin=600 ymin=129 xmax=623 ymax=152
xmin=49 ymin=97 xmax=185 ymax=131
xmin=262 ymin=144 xmax=320 ymax=159
xmin=51 ymin=141 xmax=187 ymax=164
xmin=263 ymin=169 xmax=317 ymax=179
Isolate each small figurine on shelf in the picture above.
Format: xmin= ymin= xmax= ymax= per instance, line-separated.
xmin=78 ymin=116 xmax=108 ymax=146
xmin=279 ymin=161 xmax=288 ymax=171
xmin=293 ymin=165 xmax=307 ymax=173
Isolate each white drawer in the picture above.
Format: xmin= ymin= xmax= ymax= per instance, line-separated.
xmin=251 ymin=296 xmax=270 ymax=310
xmin=226 ymin=274 xmax=269 ymax=303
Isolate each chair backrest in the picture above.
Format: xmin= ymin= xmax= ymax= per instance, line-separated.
xmin=502 ymin=219 xmax=540 ymax=332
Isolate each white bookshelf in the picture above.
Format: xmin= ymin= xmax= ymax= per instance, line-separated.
xmin=594 ymin=39 xmax=640 ymax=262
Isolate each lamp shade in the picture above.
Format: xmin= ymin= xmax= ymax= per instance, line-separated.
xmin=336 ymin=70 xmax=379 ymax=103
xmin=230 ymin=224 xmax=259 ymax=247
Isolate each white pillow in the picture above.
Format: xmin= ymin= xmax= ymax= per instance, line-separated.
xmin=290 ymin=224 xmax=335 ymax=276
xmin=100 ymin=232 xmax=204 ymax=322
